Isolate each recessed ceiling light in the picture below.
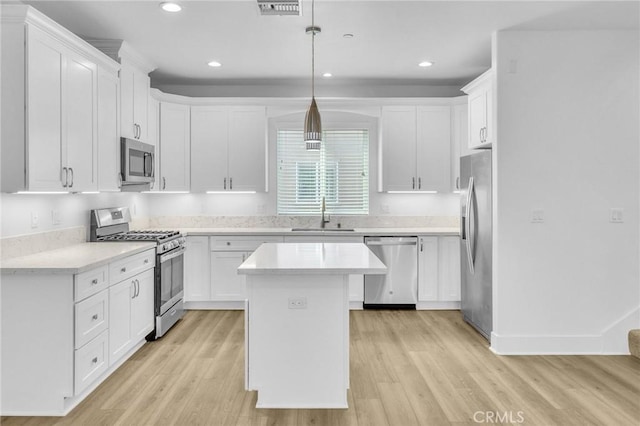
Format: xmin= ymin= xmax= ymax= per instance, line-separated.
xmin=418 ymin=61 xmax=434 ymax=67
xmin=343 ymin=33 xmax=354 ymax=39
xmin=160 ymin=2 xmax=182 ymax=12
xmin=322 ymin=72 xmax=332 ymax=78
xmin=207 ymin=61 xmax=222 ymax=68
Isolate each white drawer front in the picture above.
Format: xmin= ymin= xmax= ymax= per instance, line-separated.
xmin=210 ymin=236 xmax=283 ymax=252
xmin=75 ymin=330 xmax=108 ymax=395
xmin=109 ymin=249 xmax=155 ymax=284
xmin=75 ymin=289 xmax=109 ymax=349
xmin=75 ymin=265 xmax=108 ymax=302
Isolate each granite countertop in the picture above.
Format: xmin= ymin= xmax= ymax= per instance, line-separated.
xmin=177 ymin=227 xmax=460 ymax=236
xmin=0 ymin=242 xmax=157 ymax=275
xmin=238 ymin=242 xmax=388 ymax=275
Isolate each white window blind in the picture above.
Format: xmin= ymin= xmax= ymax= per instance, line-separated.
xmin=277 ymin=129 xmax=369 ymax=215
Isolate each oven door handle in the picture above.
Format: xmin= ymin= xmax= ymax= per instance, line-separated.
xmin=159 ymin=246 xmax=186 ymax=263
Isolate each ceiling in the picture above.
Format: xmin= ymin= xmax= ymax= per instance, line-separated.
xmin=18 ymin=0 xmax=640 ymax=95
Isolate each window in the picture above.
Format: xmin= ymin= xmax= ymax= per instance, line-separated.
xmin=277 ymin=129 xmax=369 ymax=215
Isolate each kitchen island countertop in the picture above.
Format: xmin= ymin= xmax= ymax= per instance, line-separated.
xmin=238 ymin=242 xmax=388 ymax=275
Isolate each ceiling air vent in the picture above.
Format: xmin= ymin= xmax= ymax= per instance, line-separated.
xmin=257 ymin=0 xmax=301 ymax=16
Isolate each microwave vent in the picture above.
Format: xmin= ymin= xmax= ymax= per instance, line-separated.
xmin=257 ymin=0 xmax=301 ymax=16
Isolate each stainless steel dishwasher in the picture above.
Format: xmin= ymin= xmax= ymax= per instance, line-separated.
xmin=364 ymin=236 xmax=418 ymax=309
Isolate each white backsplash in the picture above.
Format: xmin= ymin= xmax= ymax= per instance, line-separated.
xmin=147 ymin=215 xmax=459 ymax=229
xmin=0 ymin=218 xmax=149 ymax=261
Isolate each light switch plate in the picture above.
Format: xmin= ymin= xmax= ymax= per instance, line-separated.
xmin=610 ymin=208 xmax=624 ymax=223
xmin=531 ymin=209 xmax=544 ymax=223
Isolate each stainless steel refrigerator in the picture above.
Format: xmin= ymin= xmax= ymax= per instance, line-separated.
xmin=460 ymin=150 xmax=492 ymax=341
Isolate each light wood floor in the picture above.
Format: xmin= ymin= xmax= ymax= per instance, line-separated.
xmin=2 ymin=310 xmax=639 ymax=425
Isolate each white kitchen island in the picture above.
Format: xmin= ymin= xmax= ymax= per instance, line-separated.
xmin=238 ymin=242 xmax=386 ymax=409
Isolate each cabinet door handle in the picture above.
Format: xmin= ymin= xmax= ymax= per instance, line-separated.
xmin=121 ymin=267 xmax=127 ymax=273
xmin=144 ymin=259 xmax=149 ymax=264
xmin=163 ymin=177 xmax=166 ymax=190
xmin=420 ymin=239 xmax=424 ymax=252
xmin=131 ymin=281 xmax=136 ymax=298
xmin=69 ymin=167 xmax=74 ymax=188
xmin=91 ymin=278 xmax=98 ymax=285
xmin=230 ymin=177 xmax=233 ymax=190
xmin=92 ymin=357 xmax=98 ymax=364
xmin=456 ymin=176 xmax=460 ymax=190
xmin=418 ymin=177 xmax=422 ymax=190
xmin=224 ymin=177 xmax=227 ymax=190
xmin=62 ymin=167 xmax=68 ymax=187
xmin=92 ymin=314 xmax=98 ymax=321
xmin=412 ymin=177 xmax=416 ymax=190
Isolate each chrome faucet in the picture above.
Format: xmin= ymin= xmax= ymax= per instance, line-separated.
xmin=321 ymin=196 xmax=330 ymax=229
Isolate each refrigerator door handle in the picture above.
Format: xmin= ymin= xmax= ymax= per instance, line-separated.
xmin=465 ymin=176 xmax=475 ymax=274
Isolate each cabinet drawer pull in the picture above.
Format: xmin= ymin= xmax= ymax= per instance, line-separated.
xmin=226 ymin=241 xmax=231 ymax=246
xmin=121 ymin=267 xmax=127 ymax=273
xmin=144 ymin=259 xmax=149 ymax=264
xmin=91 ymin=278 xmax=98 ymax=285
xmin=92 ymin=357 xmax=98 ymax=364
xmin=92 ymin=314 xmax=98 ymax=321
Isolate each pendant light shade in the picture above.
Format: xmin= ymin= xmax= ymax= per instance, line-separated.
xmin=304 ymin=97 xmax=322 ymax=150
xmin=304 ymin=0 xmax=321 ymax=150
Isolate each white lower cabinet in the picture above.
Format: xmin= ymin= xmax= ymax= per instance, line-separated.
xmin=109 ymin=268 xmax=154 ymax=365
xmin=418 ymin=236 xmax=461 ymax=309
xmin=210 ymin=236 xmax=283 ymax=304
xmin=184 ymin=236 xmax=211 ymax=301
xmin=0 ymin=248 xmax=155 ymax=416
xmin=211 ymin=251 xmax=250 ymax=301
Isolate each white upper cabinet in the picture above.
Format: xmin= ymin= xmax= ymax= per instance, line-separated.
xmin=461 ymin=69 xmax=493 ymax=149
xmin=97 ymin=66 xmax=121 ymax=192
xmin=120 ymin=61 xmax=150 ymax=142
xmin=381 ymin=106 xmax=416 ymax=192
xmin=191 ymin=106 xmax=266 ymax=192
xmin=0 ymin=6 xmax=110 ymax=192
xmin=416 ymin=106 xmax=451 ymax=193
xmin=159 ymin=102 xmax=190 ymax=191
xmin=450 ymin=101 xmax=470 ymax=192
xmin=191 ymin=106 xmax=228 ymax=192
xmin=381 ymin=105 xmax=451 ymax=193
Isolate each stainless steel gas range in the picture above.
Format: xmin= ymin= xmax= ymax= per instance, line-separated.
xmin=90 ymin=207 xmax=185 ymax=340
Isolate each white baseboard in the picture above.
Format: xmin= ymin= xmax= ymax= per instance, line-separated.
xmin=491 ymin=305 xmax=640 ymax=355
xmin=185 ymin=300 xmax=365 ymax=311
xmin=416 ymin=301 xmax=460 ymax=310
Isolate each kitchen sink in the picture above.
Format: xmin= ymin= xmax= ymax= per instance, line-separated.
xmin=291 ymin=228 xmax=355 ymax=232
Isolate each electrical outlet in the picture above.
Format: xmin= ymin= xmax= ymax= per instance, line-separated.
xmin=288 ymin=297 xmax=307 ymax=309
xmin=610 ymin=208 xmax=624 ymax=223
xmin=31 ymin=212 xmax=39 ymax=229
xmin=531 ymin=209 xmax=544 ymax=223
xmin=51 ymin=209 xmax=61 ymax=225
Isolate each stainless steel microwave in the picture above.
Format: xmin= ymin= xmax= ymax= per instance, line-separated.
xmin=121 ymin=138 xmax=155 ymax=189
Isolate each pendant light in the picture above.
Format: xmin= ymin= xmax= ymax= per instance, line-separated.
xmin=304 ymin=0 xmax=321 ymax=150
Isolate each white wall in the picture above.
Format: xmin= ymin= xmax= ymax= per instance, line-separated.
xmin=492 ymin=30 xmax=639 ymax=354
xmin=0 ymin=192 xmax=147 ymax=238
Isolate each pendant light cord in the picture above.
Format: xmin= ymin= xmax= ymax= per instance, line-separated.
xmin=311 ymin=0 xmax=315 ymax=98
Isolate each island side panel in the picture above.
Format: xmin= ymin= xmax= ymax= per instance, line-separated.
xmin=246 ymin=273 xmax=349 ymax=409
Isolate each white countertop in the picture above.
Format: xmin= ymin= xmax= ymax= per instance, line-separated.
xmin=179 ymin=227 xmax=460 ymax=236
xmin=0 ymin=242 xmax=157 ymax=275
xmin=237 ymin=242 xmax=388 ymax=275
